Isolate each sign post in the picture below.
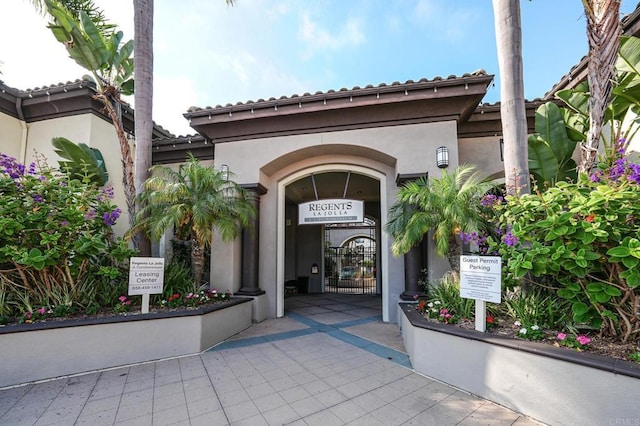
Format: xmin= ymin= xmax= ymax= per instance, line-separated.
xmin=129 ymin=257 xmax=165 ymax=313
xmin=459 ymin=255 xmax=501 ymax=332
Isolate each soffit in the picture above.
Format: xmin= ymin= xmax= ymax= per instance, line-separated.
xmin=458 ymin=99 xmax=553 ymax=138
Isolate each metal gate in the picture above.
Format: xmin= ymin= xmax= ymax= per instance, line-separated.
xmin=324 ymin=220 xmax=377 ymax=294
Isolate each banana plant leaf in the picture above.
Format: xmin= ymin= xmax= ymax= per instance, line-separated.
xmin=52 ymin=137 xmax=108 ymax=186
xmin=528 ymin=135 xmax=559 ymax=187
xmin=534 ymin=102 xmax=575 ymax=161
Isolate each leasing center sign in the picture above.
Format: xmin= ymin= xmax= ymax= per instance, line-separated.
xmin=299 ymin=199 xmax=364 ymax=225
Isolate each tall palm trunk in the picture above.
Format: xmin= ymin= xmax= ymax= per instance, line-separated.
xmin=492 ymin=0 xmax=530 ymax=196
xmin=578 ymin=0 xmax=621 ymax=174
xmin=134 ymin=0 xmax=154 ymax=255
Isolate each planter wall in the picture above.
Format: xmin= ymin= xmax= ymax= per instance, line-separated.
xmin=0 ymin=299 xmax=251 ymax=388
xmin=400 ymin=305 xmax=640 ymax=426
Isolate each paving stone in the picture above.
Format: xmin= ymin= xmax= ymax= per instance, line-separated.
xmin=0 ymin=294 xmax=538 ymax=425
xmin=261 ymin=404 xmax=301 ymax=425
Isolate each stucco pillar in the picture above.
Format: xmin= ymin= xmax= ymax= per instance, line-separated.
xmin=236 ymin=184 xmax=267 ymax=296
xmin=395 ymin=173 xmax=428 ymax=301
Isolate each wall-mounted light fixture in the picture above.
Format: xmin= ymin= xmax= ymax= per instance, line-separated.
xmin=311 ymin=263 xmax=319 ymax=274
xmin=500 ymin=139 xmax=504 ymax=162
xmin=436 ymin=146 xmax=449 ymax=168
xmin=221 ymin=164 xmax=229 ymax=182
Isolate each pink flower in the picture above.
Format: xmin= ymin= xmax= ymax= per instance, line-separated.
xmin=557 ymin=333 xmax=567 ymax=341
xmin=118 ymin=296 xmax=128 ymax=303
xmin=576 ymin=335 xmax=591 ymax=345
xmin=37 ymin=307 xmax=47 ymax=315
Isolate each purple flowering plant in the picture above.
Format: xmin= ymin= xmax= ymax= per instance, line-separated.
xmin=0 ymin=153 xmax=134 ymax=319
xmin=484 ymin=142 xmax=640 ymax=344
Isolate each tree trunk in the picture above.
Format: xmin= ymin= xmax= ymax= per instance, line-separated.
xmin=191 ymin=238 xmax=205 ymax=289
xmin=447 ymin=234 xmax=461 ymax=273
xmin=492 ymin=0 xmax=530 ymax=196
xmin=578 ymin=0 xmax=621 ymax=174
xmin=95 ymin=93 xmax=136 ymax=232
xmin=133 ymin=0 xmax=154 ymax=256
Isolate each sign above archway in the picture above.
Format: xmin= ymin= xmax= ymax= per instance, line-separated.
xmin=298 ymin=199 xmax=364 ymax=225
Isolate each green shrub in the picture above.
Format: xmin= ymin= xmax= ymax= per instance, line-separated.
xmin=490 ymin=147 xmax=640 ymax=343
xmin=0 ymin=153 xmax=134 ymax=318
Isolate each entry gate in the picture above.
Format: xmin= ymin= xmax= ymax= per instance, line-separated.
xmin=324 ymin=220 xmax=377 ymax=294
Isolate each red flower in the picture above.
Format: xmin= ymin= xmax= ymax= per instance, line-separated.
xmin=585 ymin=214 xmax=596 ymax=223
xmin=486 ymin=316 xmax=495 ymax=324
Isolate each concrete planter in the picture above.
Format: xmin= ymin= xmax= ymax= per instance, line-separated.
xmin=400 ymin=304 xmax=640 ymax=426
xmin=0 ymin=299 xmax=251 ymax=388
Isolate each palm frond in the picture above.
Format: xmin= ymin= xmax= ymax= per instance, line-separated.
xmin=385 ymin=164 xmax=496 ymax=264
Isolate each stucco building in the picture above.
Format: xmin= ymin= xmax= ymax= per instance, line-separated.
xmin=2 ymin=4 xmax=639 ymax=324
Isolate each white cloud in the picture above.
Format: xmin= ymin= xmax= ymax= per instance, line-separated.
xmin=299 ymin=14 xmax=365 ymax=58
xmin=410 ymin=0 xmax=475 ymax=42
xmin=153 ymin=75 xmax=200 ymax=136
xmin=0 ymin=2 xmax=86 ymax=87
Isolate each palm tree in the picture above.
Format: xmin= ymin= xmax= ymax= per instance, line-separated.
xmin=385 ymin=165 xmax=495 ymax=272
xmin=578 ymin=0 xmax=621 ymax=174
xmin=133 ymin=0 xmax=154 ymax=256
xmin=492 ymin=0 xmax=530 ymax=196
xmin=132 ymin=0 xmax=235 ymax=256
xmin=131 ymin=154 xmax=255 ymax=287
xmin=41 ymin=0 xmax=137 ymax=239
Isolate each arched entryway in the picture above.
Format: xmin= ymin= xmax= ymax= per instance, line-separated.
xmin=276 ymin=164 xmax=391 ymax=320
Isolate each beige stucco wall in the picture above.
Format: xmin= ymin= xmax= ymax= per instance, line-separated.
xmin=215 ymin=121 xmax=458 ymax=184
xmin=0 ymin=112 xmax=24 ymax=159
xmin=211 ymin=121 xmax=459 ymax=322
xmin=458 ymin=136 xmax=505 ymax=180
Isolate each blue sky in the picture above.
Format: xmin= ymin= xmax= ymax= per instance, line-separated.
xmin=2 ymin=0 xmax=637 ymax=136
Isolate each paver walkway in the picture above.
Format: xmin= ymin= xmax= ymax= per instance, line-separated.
xmin=0 ymin=294 xmax=544 ymax=425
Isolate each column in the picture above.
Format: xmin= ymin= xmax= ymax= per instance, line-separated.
xmin=395 ymin=173 xmax=428 ymax=301
xmin=401 ymin=243 xmax=422 ymax=300
xmin=236 ymin=183 xmax=267 ymax=296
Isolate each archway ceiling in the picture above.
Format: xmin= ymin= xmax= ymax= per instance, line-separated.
xmin=286 ymin=171 xmax=379 ymax=204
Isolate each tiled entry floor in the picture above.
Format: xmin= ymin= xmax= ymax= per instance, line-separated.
xmin=0 ymin=294 xmax=544 ymax=425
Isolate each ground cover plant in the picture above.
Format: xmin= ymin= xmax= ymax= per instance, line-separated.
xmin=416 ymin=274 xmax=639 ymax=362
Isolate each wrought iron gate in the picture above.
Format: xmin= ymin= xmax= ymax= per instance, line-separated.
xmin=324 ymin=219 xmax=377 ymax=294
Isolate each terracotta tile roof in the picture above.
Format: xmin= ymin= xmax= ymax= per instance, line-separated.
xmin=0 ymin=78 xmax=174 ymax=139
xmin=185 ymin=70 xmax=491 ymax=117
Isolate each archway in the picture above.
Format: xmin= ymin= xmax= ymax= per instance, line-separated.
xmin=276 ymin=164 xmax=390 ymax=320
